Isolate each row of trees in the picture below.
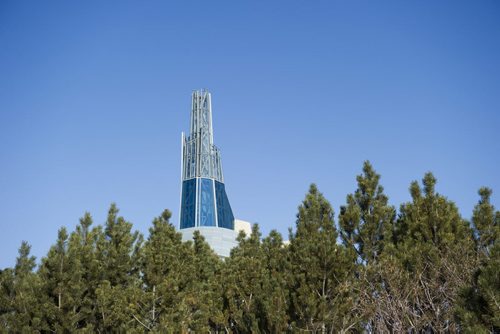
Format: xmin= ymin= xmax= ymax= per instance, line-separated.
xmin=0 ymin=162 xmax=498 ymax=333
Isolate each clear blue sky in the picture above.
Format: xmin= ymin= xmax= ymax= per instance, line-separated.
xmin=1 ymin=1 xmax=499 ymax=268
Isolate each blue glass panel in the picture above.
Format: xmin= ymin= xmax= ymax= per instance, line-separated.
xmin=215 ymin=181 xmax=234 ymax=229
xmin=180 ymin=179 xmax=196 ymax=229
xmin=199 ymin=178 xmax=216 ymax=226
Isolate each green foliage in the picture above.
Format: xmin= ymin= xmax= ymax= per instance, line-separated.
xmin=289 ymin=184 xmax=359 ymax=332
xmin=473 ymin=187 xmax=500 ymax=257
xmin=339 ymin=161 xmax=396 ymax=263
xmin=260 ymin=230 xmax=290 ymax=332
xmin=38 ymin=227 xmax=81 ymax=331
xmin=338 ymin=162 xmax=395 ymax=331
xmin=222 ymin=224 xmax=267 ymax=332
xmin=0 ymin=164 xmax=497 ymax=333
xmin=383 ymin=173 xmax=476 ymax=332
xmin=0 ymin=242 xmax=43 ymax=332
xmin=456 ymin=188 xmax=500 ymax=333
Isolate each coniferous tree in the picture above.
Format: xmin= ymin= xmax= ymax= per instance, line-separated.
xmin=456 ymin=188 xmax=500 ymax=332
xmin=135 ymin=209 xmax=198 ymax=332
xmin=338 ymin=162 xmax=396 ymax=332
xmin=222 ymin=224 xmax=267 ymax=333
xmin=473 ymin=187 xmax=500 ymax=257
xmin=260 ymin=230 xmax=290 ymax=332
xmin=379 ymin=173 xmax=476 ymax=332
xmin=0 ymin=242 xmax=43 ymax=331
xmin=0 ymin=268 xmax=12 ymax=330
xmin=288 ymin=184 xmax=359 ymax=333
xmin=67 ymin=212 xmax=105 ymax=331
xmin=185 ymin=230 xmax=223 ymax=332
xmin=93 ymin=204 xmax=143 ymax=332
xmin=339 ymin=161 xmax=395 ymax=264
xmin=38 ymin=227 xmax=83 ymax=331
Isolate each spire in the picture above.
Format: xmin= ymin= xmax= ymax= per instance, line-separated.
xmin=180 ymin=89 xmax=234 ymax=230
xmin=182 ymin=89 xmax=223 ymax=182
xmin=190 ymin=89 xmax=214 ymax=145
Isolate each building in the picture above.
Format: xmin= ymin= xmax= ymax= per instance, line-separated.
xmin=179 ymin=89 xmax=250 ymax=257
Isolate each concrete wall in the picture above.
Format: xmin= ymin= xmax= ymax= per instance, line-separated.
xmin=180 ymin=227 xmax=238 ymax=258
xmin=180 ymin=219 xmax=252 ymax=257
xmin=234 ymin=219 xmax=252 ymax=237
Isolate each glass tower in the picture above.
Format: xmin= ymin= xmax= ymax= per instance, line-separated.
xmin=179 ymin=89 xmax=235 ymax=231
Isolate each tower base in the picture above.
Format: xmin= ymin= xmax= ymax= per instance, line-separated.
xmin=180 ymin=219 xmax=252 ymax=258
xmin=180 ymin=227 xmax=238 ymax=258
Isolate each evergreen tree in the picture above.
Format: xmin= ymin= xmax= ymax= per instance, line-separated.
xmin=93 ymin=203 xmax=143 ymax=332
xmin=68 ymin=212 xmax=105 ymax=331
xmin=260 ymin=230 xmax=290 ymax=332
xmin=0 ymin=268 xmax=12 ymax=331
xmin=473 ymin=187 xmax=500 ymax=257
xmin=134 ymin=209 xmax=195 ymax=332
xmin=0 ymin=242 xmax=43 ymax=331
xmin=339 ymin=161 xmax=395 ymax=264
xmin=184 ymin=230 xmax=223 ymax=332
xmin=380 ymin=173 xmax=476 ymax=332
xmin=222 ymin=224 xmax=267 ymax=333
xmin=338 ymin=162 xmax=396 ymax=331
xmin=456 ymin=188 xmax=500 ymax=332
xmin=288 ymin=184 xmax=359 ymax=333
xmin=38 ymin=227 xmax=81 ymax=331
xmin=99 ymin=203 xmax=142 ymax=286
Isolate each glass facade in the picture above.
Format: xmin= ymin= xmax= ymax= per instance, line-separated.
xmin=215 ymin=181 xmax=234 ymax=230
xmin=180 ymin=178 xmax=234 ymax=229
xmin=199 ymin=178 xmax=216 ymax=226
xmin=180 ymin=178 xmax=196 ymax=229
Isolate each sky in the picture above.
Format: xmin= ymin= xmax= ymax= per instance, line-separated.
xmin=1 ymin=1 xmax=499 ymax=268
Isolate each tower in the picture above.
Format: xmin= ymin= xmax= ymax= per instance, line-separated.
xmin=179 ymin=89 xmax=239 ymax=257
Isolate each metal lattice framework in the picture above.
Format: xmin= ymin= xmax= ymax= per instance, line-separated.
xmin=180 ymin=90 xmax=234 ymax=230
xmin=182 ymin=90 xmax=224 ymax=182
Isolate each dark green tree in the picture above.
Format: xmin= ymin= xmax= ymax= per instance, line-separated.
xmin=184 ymin=230 xmax=223 ymax=332
xmin=0 ymin=268 xmax=12 ymax=330
xmin=134 ymin=209 xmax=197 ymax=332
xmin=38 ymin=227 xmax=83 ymax=331
xmin=93 ymin=203 xmax=143 ymax=332
xmin=260 ymin=230 xmax=290 ymax=332
xmin=222 ymin=224 xmax=267 ymax=333
xmin=288 ymin=184 xmax=359 ymax=333
xmin=456 ymin=188 xmax=500 ymax=332
xmin=0 ymin=242 xmax=43 ymax=332
xmin=156 ymin=230 xmax=225 ymax=332
xmin=473 ymin=187 xmax=500 ymax=257
xmin=338 ymin=162 xmax=396 ymax=331
xmin=339 ymin=161 xmax=395 ymax=264
xmin=65 ymin=212 xmax=105 ymax=331
xmin=380 ymin=173 xmax=476 ymax=332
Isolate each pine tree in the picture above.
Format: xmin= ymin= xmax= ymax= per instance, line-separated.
xmin=222 ymin=224 xmax=267 ymax=333
xmin=338 ymin=162 xmax=396 ymax=331
xmin=473 ymin=187 xmax=500 ymax=257
xmin=381 ymin=173 xmax=476 ymax=332
xmin=456 ymin=188 xmax=500 ymax=332
xmin=0 ymin=268 xmax=13 ymax=331
xmin=99 ymin=203 xmax=142 ymax=286
xmin=339 ymin=161 xmax=395 ymax=263
xmin=0 ymin=242 xmax=43 ymax=331
xmin=134 ymin=209 xmax=194 ymax=331
xmin=38 ymin=227 xmax=80 ymax=331
xmin=260 ymin=230 xmax=290 ymax=332
xmin=288 ymin=184 xmax=359 ymax=333
xmin=67 ymin=212 xmax=105 ymax=331
xmin=93 ymin=203 xmax=143 ymax=332
xmin=184 ymin=230 xmax=223 ymax=332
